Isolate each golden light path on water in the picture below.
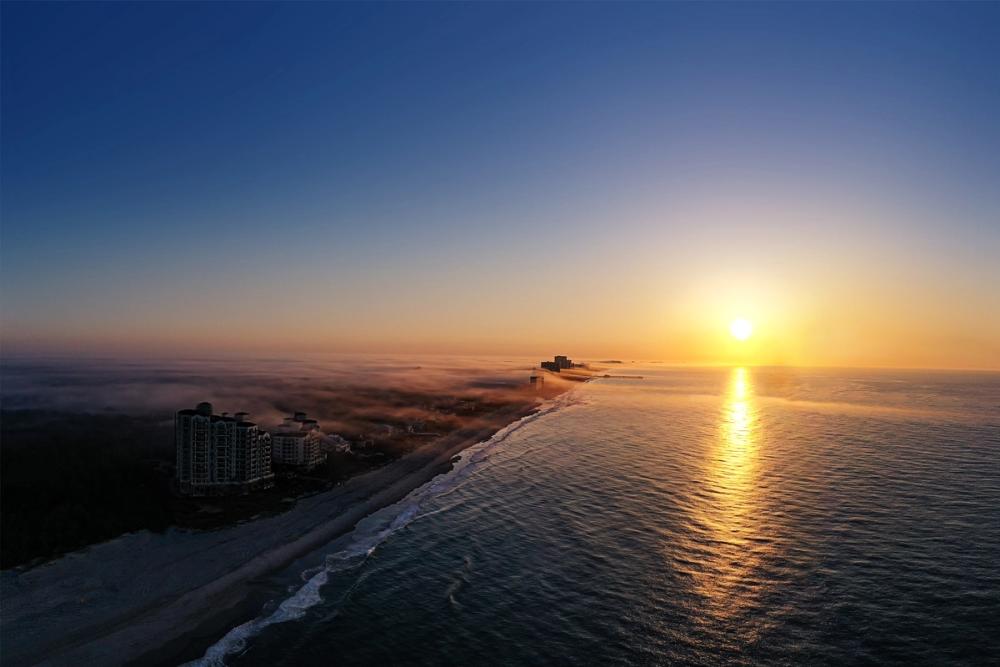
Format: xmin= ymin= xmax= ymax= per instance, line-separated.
xmin=690 ymin=367 xmax=772 ymax=627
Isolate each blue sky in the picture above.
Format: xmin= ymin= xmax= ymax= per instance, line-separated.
xmin=2 ymin=2 xmax=999 ymax=365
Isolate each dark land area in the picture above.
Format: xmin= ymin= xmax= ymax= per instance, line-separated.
xmin=1 ymin=380 xmax=574 ymax=569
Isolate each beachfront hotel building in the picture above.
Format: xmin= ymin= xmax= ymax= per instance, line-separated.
xmin=175 ymin=402 xmax=274 ymax=495
xmin=271 ymin=411 xmax=325 ymax=468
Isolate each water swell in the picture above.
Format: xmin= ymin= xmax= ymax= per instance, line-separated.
xmin=185 ymin=393 xmax=577 ymax=666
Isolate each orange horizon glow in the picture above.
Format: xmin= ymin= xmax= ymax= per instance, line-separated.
xmin=2 ymin=263 xmax=998 ymax=371
xmin=1 ymin=330 xmax=998 ymax=372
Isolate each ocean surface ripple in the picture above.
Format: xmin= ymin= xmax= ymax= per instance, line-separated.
xmin=193 ymin=367 xmax=1000 ymax=666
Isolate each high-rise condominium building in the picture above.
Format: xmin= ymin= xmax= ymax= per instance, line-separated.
xmin=175 ymin=402 xmax=274 ymax=495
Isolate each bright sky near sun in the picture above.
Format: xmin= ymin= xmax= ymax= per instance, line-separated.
xmin=2 ymin=3 xmax=999 ymax=368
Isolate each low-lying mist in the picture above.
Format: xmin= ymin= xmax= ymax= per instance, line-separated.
xmin=0 ymin=353 xmax=575 ymax=438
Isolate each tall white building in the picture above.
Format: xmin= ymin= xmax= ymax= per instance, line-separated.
xmin=175 ymin=402 xmax=274 ymax=495
xmin=271 ymin=411 xmax=325 ymax=468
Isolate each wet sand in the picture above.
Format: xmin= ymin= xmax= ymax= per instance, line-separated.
xmin=0 ymin=401 xmax=546 ymax=666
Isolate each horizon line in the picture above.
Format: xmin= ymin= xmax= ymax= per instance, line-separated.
xmin=1 ymin=351 xmax=997 ymax=374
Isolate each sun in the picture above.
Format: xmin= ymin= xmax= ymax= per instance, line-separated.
xmin=729 ymin=318 xmax=753 ymax=341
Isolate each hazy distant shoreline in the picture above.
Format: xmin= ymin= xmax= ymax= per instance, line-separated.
xmin=0 ymin=395 xmax=563 ymax=666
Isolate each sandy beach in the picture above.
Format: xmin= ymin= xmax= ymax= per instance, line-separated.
xmin=0 ymin=401 xmax=544 ymax=666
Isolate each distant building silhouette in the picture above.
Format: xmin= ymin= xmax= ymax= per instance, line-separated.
xmin=540 ymin=355 xmax=573 ymax=372
xmin=272 ymin=412 xmax=325 ymax=468
xmin=175 ymin=402 xmax=274 ymax=496
xmin=529 ymin=373 xmax=544 ymax=388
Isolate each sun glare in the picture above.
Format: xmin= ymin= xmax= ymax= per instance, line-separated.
xmin=730 ymin=318 xmax=753 ymax=341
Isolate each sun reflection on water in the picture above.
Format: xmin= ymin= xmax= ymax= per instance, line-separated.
xmin=689 ymin=367 xmax=769 ymax=625
xmin=726 ymin=367 xmax=753 ymax=449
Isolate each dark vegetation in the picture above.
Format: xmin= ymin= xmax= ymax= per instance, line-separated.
xmin=1 ymin=411 xmax=173 ymax=569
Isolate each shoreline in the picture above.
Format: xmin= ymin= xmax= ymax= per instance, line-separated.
xmin=1 ymin=393 xmax=567 ymax=666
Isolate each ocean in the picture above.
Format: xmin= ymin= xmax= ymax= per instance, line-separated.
xmin=190 ymin=366 xmax=1000 ymax=666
